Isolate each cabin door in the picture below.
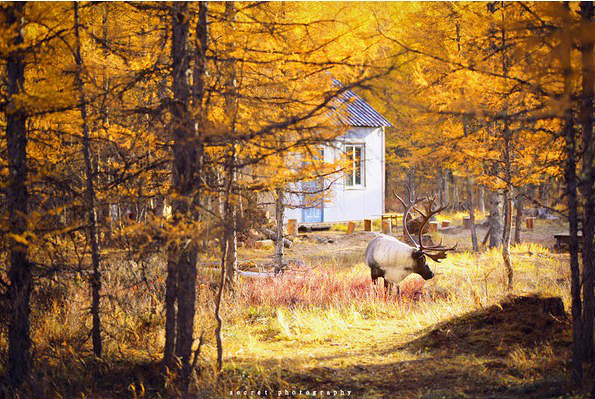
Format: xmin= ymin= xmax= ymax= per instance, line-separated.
xmin=301 ymin=147 xmax=324 ymax=223
xmin=302 ymin=180 xmax=324 ymax=223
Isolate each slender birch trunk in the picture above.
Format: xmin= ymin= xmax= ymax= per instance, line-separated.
xmin=514 ymin=188 xmax=524 ymax=244
xmin=466 ymin=177 xmax=479 ymax=252
xmin=224 ymin=2 xmax=238 ymax=287
xmin=497 ymin=4 xmax=513 ymax=290
xmin=275 ymin=188 xmax=285 ymax=273
xmin=215 ymin=158 xmax=235 ymax=371
xmin=488 ymin=190 xmax=503 ymax=248
xmin=74 ymin=2 xmax=103 ymax=357
xmin=479 ymin=185 xmax=485 ymax=215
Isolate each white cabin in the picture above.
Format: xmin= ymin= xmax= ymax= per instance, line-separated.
xmin=284 ymin=84 xmax=392 ymax=225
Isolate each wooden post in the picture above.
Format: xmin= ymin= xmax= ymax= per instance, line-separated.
xmin=382 ymin=220 xmax=391 ymax=234
xmin=346 ymin=221 xmax=355 ymax=235
xmin=287 ymin=219 xmax=297 ymax=236
xmin=463 ymin=216 xmax=471 ymax=229
xmin=364 ymin=219 xmax=372 ymax=232
xmin=526 ymin=217 xmax=535 ymax=230
xmin=428 ymin=221 xmax=439 ymax=233
xmin=441 ymin=220 xmax=450 ymax=229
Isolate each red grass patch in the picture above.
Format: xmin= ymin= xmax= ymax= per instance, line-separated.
xmin=237 ymin=269 xmax=428 ymax=308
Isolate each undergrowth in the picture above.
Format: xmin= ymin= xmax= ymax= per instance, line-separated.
xmin=0 ymin=242 xmax=575 ymax=398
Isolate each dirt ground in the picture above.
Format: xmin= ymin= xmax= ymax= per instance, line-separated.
xmin=278 ymin=217 xmax=568 ymax=271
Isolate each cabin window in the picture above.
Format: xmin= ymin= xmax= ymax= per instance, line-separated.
xmin=344 ymin=144 xmax=364 ymax=187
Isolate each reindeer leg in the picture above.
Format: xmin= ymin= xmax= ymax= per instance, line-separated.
xmin=384 ymin=279 xmax=392 ymax=296
xmin=371 ymin=268 xmax=378 ymax=286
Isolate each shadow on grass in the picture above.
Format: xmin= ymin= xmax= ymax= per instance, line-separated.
xmin=0 ymin=296 xmax=576 ymax=398
xmin=279 ymin=295 xmax=574 ymax=398
xmin=0 ymin=358 xmax=153 ymax=398
xmin=403 ymin=295 xmax=569 ymax=358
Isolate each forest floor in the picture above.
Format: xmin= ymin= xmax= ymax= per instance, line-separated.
xmin=2 ymin=216 xmax=590 ymax=398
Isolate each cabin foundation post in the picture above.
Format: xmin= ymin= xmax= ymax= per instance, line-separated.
xmin=382 ymin=221 xmax=391 ymax=234
xmin=287 ymin=219 xmax=297 ymax=236
xmin=428 ymin=221 xmax=439 ymax=233
xmin=346 ymin=221 xmax=356 ymax=235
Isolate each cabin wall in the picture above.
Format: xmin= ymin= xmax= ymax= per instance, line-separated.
xmin=284 ymin=126 xmax=385 ymax=224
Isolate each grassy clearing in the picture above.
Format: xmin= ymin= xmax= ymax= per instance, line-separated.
xmin=0 ymin=221 xmax=584 ymax=398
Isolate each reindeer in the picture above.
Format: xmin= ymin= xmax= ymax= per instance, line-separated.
xmin=365 ymin=193 xmax=457 ymax=292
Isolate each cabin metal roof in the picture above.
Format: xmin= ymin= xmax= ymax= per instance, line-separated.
xmin=331 ymin=79 xmax=392 ymax=128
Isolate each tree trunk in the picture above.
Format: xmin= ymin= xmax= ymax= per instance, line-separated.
xmin=74 ymin=2 xmax=103 ymax=358
xmin=6 ymin=2 xmax=31 ymax=388
xmin=452 ymin=176 xmax=459 ymax=211
xmin=501 ymin=139 xmax=514 ymax=290
xmin=580 ymin=0 xmax=594 ymax=365
xmin=274 ymin=188 xmax=285 ymax=273
xmin=100 ymin=3 xmax=112 ymax=242
xmin=169 ymin=2 xmax=201 ymax=389
xmin=225 ymin=172 xmax=238 ymax=287
xmin=224 ymin=2 xmax=238 ymax=287
xmin=561 ymin=3 xmax=583 ymax=385
xmin=460 ymin=106 xmax=478 ymax=252
xmin=193 ymin=1 xmax=209 ymax=255
xmin=488 ymin=190 xmax=503 ymax=248
xmin=215 ymin=158 xmax=235 ymax=372
xmin=215 ymin=232 xmax=228 ymax=372
xmin=407 ymin=167 xmax=416 ymax=199
xmin=466 ymin=177 xmax=479 ymax=252
xmin=514 ymin=188 xmax=524 ymax=244
xmin=443 ymin=169 xmax=450 ymax=206
xmin=499 ymin=6 xmax=514 ymax=291
xmin=163 ymin=253 xmax=177 ymax=369
xmin=479 ymin=185 xmax=485 ymax=215
xmin=437 ymin=168 xmax=444 ymax=206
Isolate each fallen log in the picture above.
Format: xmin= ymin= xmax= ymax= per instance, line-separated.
xmin=238 ymin=271 xmax=277 ymax=278
xmin=257 ymin=227 xmax=293 ymax=248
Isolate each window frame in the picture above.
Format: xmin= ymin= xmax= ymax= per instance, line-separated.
xmin=344 ymin=143 xmax=365 ymax=189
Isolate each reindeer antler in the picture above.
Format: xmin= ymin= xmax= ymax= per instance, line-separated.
xmin=394 ymin=189 xmax=426 ymax=246
xmin=413 ymin=194 xmax=457 ymax=260
xmin=395 ymin=189 xmax=457 ymax=260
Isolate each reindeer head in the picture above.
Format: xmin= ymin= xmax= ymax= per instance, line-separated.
xmin=394 ymin=190 xmax=457 ymax=280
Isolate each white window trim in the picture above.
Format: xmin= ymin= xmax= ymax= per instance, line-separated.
xmin=344 ymin=143 xmax=365 ymax=190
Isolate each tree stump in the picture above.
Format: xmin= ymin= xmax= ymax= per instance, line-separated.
xmin=364 ymin=219 xmax=372 ymax=232
xmin=441 ymin=220 xmax=450 ymax=228
xmin=526 ymin=217 xmax=535 ymax=230
xmin=463 ymin=216 xmax=472 ymax=229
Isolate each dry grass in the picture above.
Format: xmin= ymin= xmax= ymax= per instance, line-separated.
xmin=0 ymin=219 xmax=587 ymax=398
